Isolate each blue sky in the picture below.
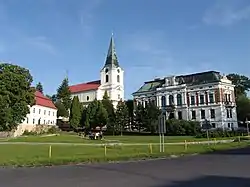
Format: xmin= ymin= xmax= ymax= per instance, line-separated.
xmin=0 ymin=0 xmax=250 ymax=99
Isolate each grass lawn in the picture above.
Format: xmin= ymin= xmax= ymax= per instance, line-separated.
xmin=0 ymin=133 xmax=247 ymax=167
xmin=1 ymin=133 xmax=235 ymax=144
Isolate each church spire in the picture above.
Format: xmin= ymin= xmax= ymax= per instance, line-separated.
xmin=104 ymin=33 xmax=119 ymax=67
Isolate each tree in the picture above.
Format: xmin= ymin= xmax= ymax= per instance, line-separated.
xmin=102 ymin=91 xmax=116 ymax=134
xmin=144 ymin=102 xmax=161 ymax=133
xmin=236 ymin=94 xmax=250 ymax=122
xmin=115 ymin=100 xmax=129 ymax=136
xmin=57 ymin=78 xmax=71 ymax=115
xmin=0 ymin=63 xmax=35 ymax=131
xmin=46 ymin=94 xmax=57 ymax=103
xmin=55 ymin=101 xmax=68 ymax=118
xmin=85 ymin=99 xmax=108 ymax=130
xmin=227 ymin=73 xmax=250 ymax=98
xmin=134 ymin=103 xmax=146 ymax=132
xmin=125 ymin=99 xmax=134 ymax=131
xmin=36 ymin=82 xmax=43 ymax=93
xmin=69 ymin=96 xmax=82 ymax=129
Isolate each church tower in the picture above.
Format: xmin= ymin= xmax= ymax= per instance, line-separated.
xmin=100 ymin=34 xmax=124 ymax=108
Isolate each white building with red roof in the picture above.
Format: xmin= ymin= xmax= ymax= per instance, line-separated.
xmin=14 ymin=91 xmax=58 ymax=136
xmin=69 ymin=35 xmax=124 ymax=108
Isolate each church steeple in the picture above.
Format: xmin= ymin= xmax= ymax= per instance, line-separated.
xmin=104 ymin=33 xmax=119 ymax=67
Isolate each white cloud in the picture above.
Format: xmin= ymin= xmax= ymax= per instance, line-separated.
xmin=25 ymin=36 xmax=57 ymax=55
xmin=203 ymin=0 xmax=250 ymax=26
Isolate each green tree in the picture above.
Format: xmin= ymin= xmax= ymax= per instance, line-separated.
xmin=102 ymin=91 xmax=116 ymax=134
xmin=36 ymin=82 xmax=43 ymax=93
xmin=86 ymin=99 xmax=108 ymax=130
xmin=55 ymin=101 xmax=68 ymax=118
xmin=0 ymin=63 xmax=35 ymax=131
xmin=115 ymin=101 xmax=129 ymax=136
xmin=144 ymin=102 xmax=161 ymax=133
xmin=134 ymin=103 xmax=146 ymax=132
xmin=69 ymin=96 xmax=82 ymax=129
xmin=125 ymin=99 xmax=134 ymax=131
xmin=227 ymin=73 xmax=250 ymax=98
xmin=57 ymin=78 xmax=71 ymax=115
xmin=236 ymin=94 xmax=250 ymax=122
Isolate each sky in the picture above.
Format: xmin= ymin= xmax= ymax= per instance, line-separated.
xmin=0 ymin=0 xmax=250 ymax=99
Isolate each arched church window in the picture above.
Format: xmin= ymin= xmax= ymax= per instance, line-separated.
xmin=86 ymin=96 xmax=89 ymax=101
xmin=117 ymin=69 xmax=120 ymax=73
xmin=106 ymin=75 xmax=109 ymax=83
xmin=105 ymin=68 xmax=109 ymax=73
xmin=117 ymin=75 xmax=120 ymax=82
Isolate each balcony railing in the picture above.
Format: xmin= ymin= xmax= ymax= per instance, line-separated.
xmin=224 ymin=101 xmax=235 ymax=108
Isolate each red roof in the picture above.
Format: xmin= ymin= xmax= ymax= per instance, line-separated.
xmin=69 ymin=80 xmax=101 ymax=93
xmin=35 ymin=91 xmax=57 ymax=109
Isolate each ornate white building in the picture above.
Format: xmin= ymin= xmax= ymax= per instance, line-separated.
xmin=133 ymin=71 xmax=238 ymax=130
xmin=69 ymin=35 xmax=124 ymax=108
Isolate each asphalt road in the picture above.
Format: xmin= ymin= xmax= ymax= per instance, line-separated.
xmin=0 ymin=147 xmax=250 ymax=187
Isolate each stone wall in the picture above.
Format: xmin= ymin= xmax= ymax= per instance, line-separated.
xmin=13 ymin=124 xmax=56 ymax=137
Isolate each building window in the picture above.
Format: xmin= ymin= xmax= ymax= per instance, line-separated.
xmin=33 ymin=119 xmax=35 ymax=124
xmin=44 ymin=110 xmax=46 ymax=115
xmin=161 ymin=96 xmax=166 ymax=107
xmin=201 ymin=109 xmax=205 ymax=119
xmin=87 ymin=96 xmax=89 ymax=101
xmin=228 ymin=94 xmax=231 ymax=102
xmin=200 ymin=95 xmax=205 ymax=104
xmin=39 ymin=109 xmax=41 ymax=114
xmin=191 ymin=96 xmax=195 ymax=105
xmin=145 ymin=100 xmax=148 ymax=106
xmin=169 ymin=95 xmax=174 ymax=105
xmin=44 ymin=120 xmax=45 ymax=124
xmin=33 ymin=108 xmax=35 ymax=113
xmin=27 ymin=118 xmax=29 ymax=124
xmin=118 ymin=94 xmax=120 ymax=100
xmin=105 ymin=75 xmax=109 ymax=82
xmin=228 ymin=123 xmax=231 ymax=128
xmin=210 ymin=109 xmax=215 ymax=119
xmin=227 ymin=109 xmax=232 ymax=118
xmin=105 ymin=68 xmax=109 ymax=73
xmin=117 ymin=75 xmax=120 ymax=83
xmin=191 ymin=111 xmax=196 ymax=120
xmin=209 ymin=93 xmax=214 ymax=103
xmin=178 ymin=111 xmax=182 ymax=120
xmin=212 ymin=123 xmax=216 ymax=128
xmin=177 ymin=94 xmax=182 ymax=106
xmin=53 ymin=112 xmax=54 ymax=116
xmin=48 ymin=111 xmax=50 ymax=116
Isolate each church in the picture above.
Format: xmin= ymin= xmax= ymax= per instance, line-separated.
xmin=69 ymin=35 xmax=124 ymax=108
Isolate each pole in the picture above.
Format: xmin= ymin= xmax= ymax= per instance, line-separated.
xmin=49 ymin=145 xmax=52 ymax=158
xmin=104 ymin=145 xmax=107 ymax=157
xmin=149 ymin=143 xmax=153 ymax=154
xmin=159 ymin=134 xmax=162 ymax=152
xmin=247 ymin=122 xmax=249 ymax=136
xmin=162 ymin=133 xmax=165 ymax=152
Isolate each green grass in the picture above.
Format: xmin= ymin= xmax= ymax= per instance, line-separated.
xmin=0 ymin=141 xmax=249 ymax=167
xmin=2 ymin=134 xmax=234 ymax=144
xmin=0 ymin=133 xmax=248 ymax=167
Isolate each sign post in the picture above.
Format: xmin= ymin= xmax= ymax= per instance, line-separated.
xmin=158 ymin=112 xmax=166 ymax=152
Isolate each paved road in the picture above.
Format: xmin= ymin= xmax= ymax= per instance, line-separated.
xmin=0 ymin=147 xmax=250 ymax=187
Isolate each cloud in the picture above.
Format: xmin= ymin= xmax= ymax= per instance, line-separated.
xmin=25 ymin=36 xmax=57 ymax=55
xmin=79 ymin=0 xmax=102 ymax=37
xmin=203 ymin=0 xmax=250 ymax=26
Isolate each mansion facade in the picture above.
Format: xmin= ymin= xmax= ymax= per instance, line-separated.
xmin=69 ymin=35 xmax=124 ymax=108
xmin=133 ymin=71 xmax=238 ymax=129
